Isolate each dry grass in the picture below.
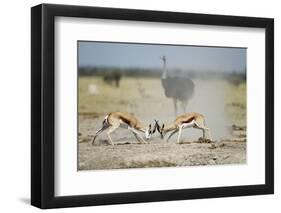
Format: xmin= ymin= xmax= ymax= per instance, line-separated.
xmin=79 ymin=77 xmax=167 ymax=117
xmin=225 ymin=82 xmax=246 ymax=125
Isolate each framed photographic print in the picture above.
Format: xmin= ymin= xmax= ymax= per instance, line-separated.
xmin=31 ymin=3 xmax=274 ymax=209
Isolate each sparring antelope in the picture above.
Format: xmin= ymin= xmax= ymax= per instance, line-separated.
xmin=155 ymin=112 xmax=212 ymax=143
xmin=92 ymin=112 xmax=156 ymax=145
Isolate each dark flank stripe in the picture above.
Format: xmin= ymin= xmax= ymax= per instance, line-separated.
xmin=182 ymin=116 xmax=195 ymax=124
xmin=120 ymin=116 xmax=132 ymax=126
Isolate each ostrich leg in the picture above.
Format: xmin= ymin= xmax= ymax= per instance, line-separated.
xmin=181 ymin=100 xmax=188 ymax=113
xmin=173 ymin=98 xmax=178 ymax=116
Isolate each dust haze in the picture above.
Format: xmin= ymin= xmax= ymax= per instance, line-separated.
xmin=178 ymin=79 xmax=231 ymax=141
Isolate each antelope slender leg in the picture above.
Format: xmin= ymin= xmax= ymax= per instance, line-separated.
xmin=207 ymin=129 xmax=212 ymax=141
xmin=107 ymin=134 xmax=114 ymax=145
xmin=202 ymin=129 xmax=206 ymax=139
xmin=166 ymin=129 xmax=178 ymax=142
xmin=129 ymin=128 xmax=147 ymax=144
xmin=106 ymin=126 xmax=118 ymax=145
xmin=202 ymin=127 xmax=212 ymax=140
xmin=194 ymin=121 xmax=212 ymax=140
xmin=136 ymin=132 xmax=148 ymax=144
xmin=132 ymin=132 xmax=142 ymax=143
xmin=91 ymin=125 xmax=109 ymax=145
xmin=177 ymin=126 xmax=183 ymax=143
xmin=136 ymin=133 xmax=147 ymax=144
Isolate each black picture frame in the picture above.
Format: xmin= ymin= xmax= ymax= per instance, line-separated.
xmin=31 ymin=3 xmax=274 ymax=209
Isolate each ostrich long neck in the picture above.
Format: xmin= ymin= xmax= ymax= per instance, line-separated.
xmin=162 ymin=59 xmax=167 ymax=79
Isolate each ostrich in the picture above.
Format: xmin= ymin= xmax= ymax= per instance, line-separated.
xmin=160 ymin=56 xmax=195 ymax=116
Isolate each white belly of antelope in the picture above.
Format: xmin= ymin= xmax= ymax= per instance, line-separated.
xmin=181 ymin=120 xmax=195 ymax=129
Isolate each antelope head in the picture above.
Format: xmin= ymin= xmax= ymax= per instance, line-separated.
xmin=145 ymin=123 xmax=157 ymax=140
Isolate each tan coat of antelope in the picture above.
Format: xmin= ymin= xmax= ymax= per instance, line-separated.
xmin=155 ymin=112 xmax=212 ymax=143
xmin=92 ymin=112 xmax=155 ymax=145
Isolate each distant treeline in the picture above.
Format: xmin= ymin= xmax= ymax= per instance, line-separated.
xmin=79 ymin=66 xmax=162 ymax=78
xmin=79 ymin=66 xmax=246 ymax=84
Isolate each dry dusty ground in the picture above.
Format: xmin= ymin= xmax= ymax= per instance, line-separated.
xmin=79 ymin=140 xmax=246 ymax=170
xmin=78 ymin=77 xmax=246 ymax=170
xmin=78 ymin=116 xmax=246 ymax=170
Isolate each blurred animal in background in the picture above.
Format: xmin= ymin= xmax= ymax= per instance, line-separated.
xmin=160 ymin=56 xmax=195 ymax=116
xmin=87 ymin=84 xmax=99 ymax=95
xmin=226 ymin=70 xmax=246 ymax=86
xmin=103 ymin=70 xmax=122 ymax=87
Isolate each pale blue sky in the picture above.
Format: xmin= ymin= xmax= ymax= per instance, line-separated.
xmin=78 ymin=41 xmax=246 ymax=72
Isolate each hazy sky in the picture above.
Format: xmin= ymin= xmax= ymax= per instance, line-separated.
xmin=78 ymin=41 xmax=246 ymax=72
